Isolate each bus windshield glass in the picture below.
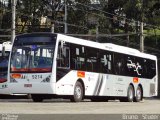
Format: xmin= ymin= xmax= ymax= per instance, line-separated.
xmin=11 ymin=35 xmax=56 ymax=73
xmin=0 ymin=53 xmax=9 ymax=82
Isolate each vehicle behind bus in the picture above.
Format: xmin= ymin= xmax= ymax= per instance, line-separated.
xmin=0 ymin=42 xmax=11 ymax=92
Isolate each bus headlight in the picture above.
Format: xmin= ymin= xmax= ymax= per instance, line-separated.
xmin=41 ymin=75 xmax=51 ymax=82
xmin=10 ymin=77 xmax=18 ymax=83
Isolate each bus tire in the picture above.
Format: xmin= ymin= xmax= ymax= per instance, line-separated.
xmin=31 ymin=94 xmax=43 ymax=102
xmin=127 ymin=85 xmax=134 ymax=102
xmin=134 ymin=86 xmax=142 ymax=102
xmin=70 ymin=81 xmax=83 ymax=102
xmin=120 ymin=85 xmax=134 ymax=102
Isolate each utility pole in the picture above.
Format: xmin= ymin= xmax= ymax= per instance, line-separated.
xmin=64 ymin=0 xmax=67 ymax=34
xmin=11 ymin=0 xmax=16 ymax=43
xmin=51 ymin=23 xmax=54 ymax=33
xmin=140 ymin=0 xmax=144 ymax=52
xmin=96 ymin=22 xmax=99 ymax=42
xmin=140 ymin=21 xmax=144 ymax=52
xmin=51 ymin=0 xmax=54 ymax=33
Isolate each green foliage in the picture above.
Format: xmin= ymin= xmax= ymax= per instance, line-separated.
xmin=67 ymin=0 xmax=90 ymax=34
xmin=0 ymin=0 xmax=159 ymax=43
xmin=1 ymin=12 xmax=11 ymax=29
xmin=16 ymin=0 xmax=51 ymax=32
xmin=98 ymin=14 xmax=110 ymax=34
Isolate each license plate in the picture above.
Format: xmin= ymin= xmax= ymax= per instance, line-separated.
xmin=24 ymin=84 xmax=32 ymax=87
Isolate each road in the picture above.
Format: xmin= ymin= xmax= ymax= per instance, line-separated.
xmin=0 ymin=98 xmax=160 ymax=114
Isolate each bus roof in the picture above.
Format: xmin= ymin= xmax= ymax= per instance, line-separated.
xmin=103 ymin=43 xmax=157 ymax=60
xmin=57 ymin=33 xmax=157 ymax=60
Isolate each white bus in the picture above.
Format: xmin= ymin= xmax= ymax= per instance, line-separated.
xmin=0 ymin=42 xmax=11 ymax=91
xmin=7 ymin=33 xmax=158 ymax=102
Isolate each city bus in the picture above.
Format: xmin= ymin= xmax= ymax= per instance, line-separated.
xmin=0 ymin=42 xmax=11 ymax=91
xmin=7 ymin=33 xmax=158 ymax=102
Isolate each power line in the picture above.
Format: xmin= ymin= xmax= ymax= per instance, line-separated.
xmin=53 ymin=20 xmax=88 ymax=30
xmin=3 ymin=0 xmax=160 ymax=30
xmin=67 ymin=33 xmax=160 ymax=55
xmin=71 ymin=1 xmax=160 ymax=29
xmin=67 ymin=5 xmax=141 ymax=36
xmin=105 ymin=35 xmax=160 ymax=53
xmin=67 ymin=33 xmax=139 ymax=37
xmin=1 ymin=1 xmax=159 ymax=32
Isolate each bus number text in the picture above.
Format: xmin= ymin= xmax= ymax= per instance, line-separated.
xmin=32 ymin=75 xmax=43 ymax=79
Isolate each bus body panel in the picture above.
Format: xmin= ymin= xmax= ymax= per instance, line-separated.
xmin=55 ymin=70 xmax=157 ymax=97
xmin=8 ymin=83 xmax=55 ymax=94
xmin=9 ymin=73 xmax=56 ymax=94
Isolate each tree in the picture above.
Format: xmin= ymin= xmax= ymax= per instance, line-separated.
xmin=1 ymin=0 xmax=11 ymax=29
xmin=16 ymin=0 xmax=53 ymax=32
xmin=67 ymin=0 xmax=90 ymax=34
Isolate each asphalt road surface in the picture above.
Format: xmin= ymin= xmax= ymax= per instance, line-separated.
xmin=0 ymin=98 xmax=160 ymax=114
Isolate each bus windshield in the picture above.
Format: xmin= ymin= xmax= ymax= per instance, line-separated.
xmin=0 ymin=54 xmax=9 ymax=82
xmin=11 ymin=35 xmax=56 ymax=73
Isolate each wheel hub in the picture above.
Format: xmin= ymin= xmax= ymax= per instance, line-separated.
xmin=75 ymin=86 xmax=81 ymax=99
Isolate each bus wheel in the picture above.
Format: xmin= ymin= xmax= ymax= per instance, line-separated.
xmin=127 ymin=85 xmax=134 ymax=102
xmin=31 ymin=94 xmax=43 ymax=102
xmin=134 ymin=86 xmax=142 ymax=102
xmin=70 ymin=81 xmax=83 ymax=102
xmin=121 ymin=85 xmax=134 ymax=102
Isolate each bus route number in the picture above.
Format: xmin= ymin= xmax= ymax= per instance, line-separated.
xmin=32 ymin=75 xmax=43 ymax=79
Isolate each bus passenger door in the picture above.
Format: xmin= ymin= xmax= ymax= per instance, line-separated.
xmin=57 ymin=41 xmax=70 ymax=68
xmin=113 ymin=53 xmax=126 ymax=96
xmin=56 ymin=41 xmax=70 ymax=82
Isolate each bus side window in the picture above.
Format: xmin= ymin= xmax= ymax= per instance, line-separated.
xmin=148 ymin=60 xmax=156 ymax=79
xmin=86 ymin=47 xmax=98 ymax=72
xmin=70 ymin=44 xmax=86 ymax=71
xmin=57 ymin=42 xmax=70 ymax=68
xmin=99 ymin=51 xmax=112 ymax=74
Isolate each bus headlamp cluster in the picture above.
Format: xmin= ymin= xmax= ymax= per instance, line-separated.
xmin=10 ymin=77 xmax=18 ymax=83
xmin=41 ymin=75 xmax=51 ymax=83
